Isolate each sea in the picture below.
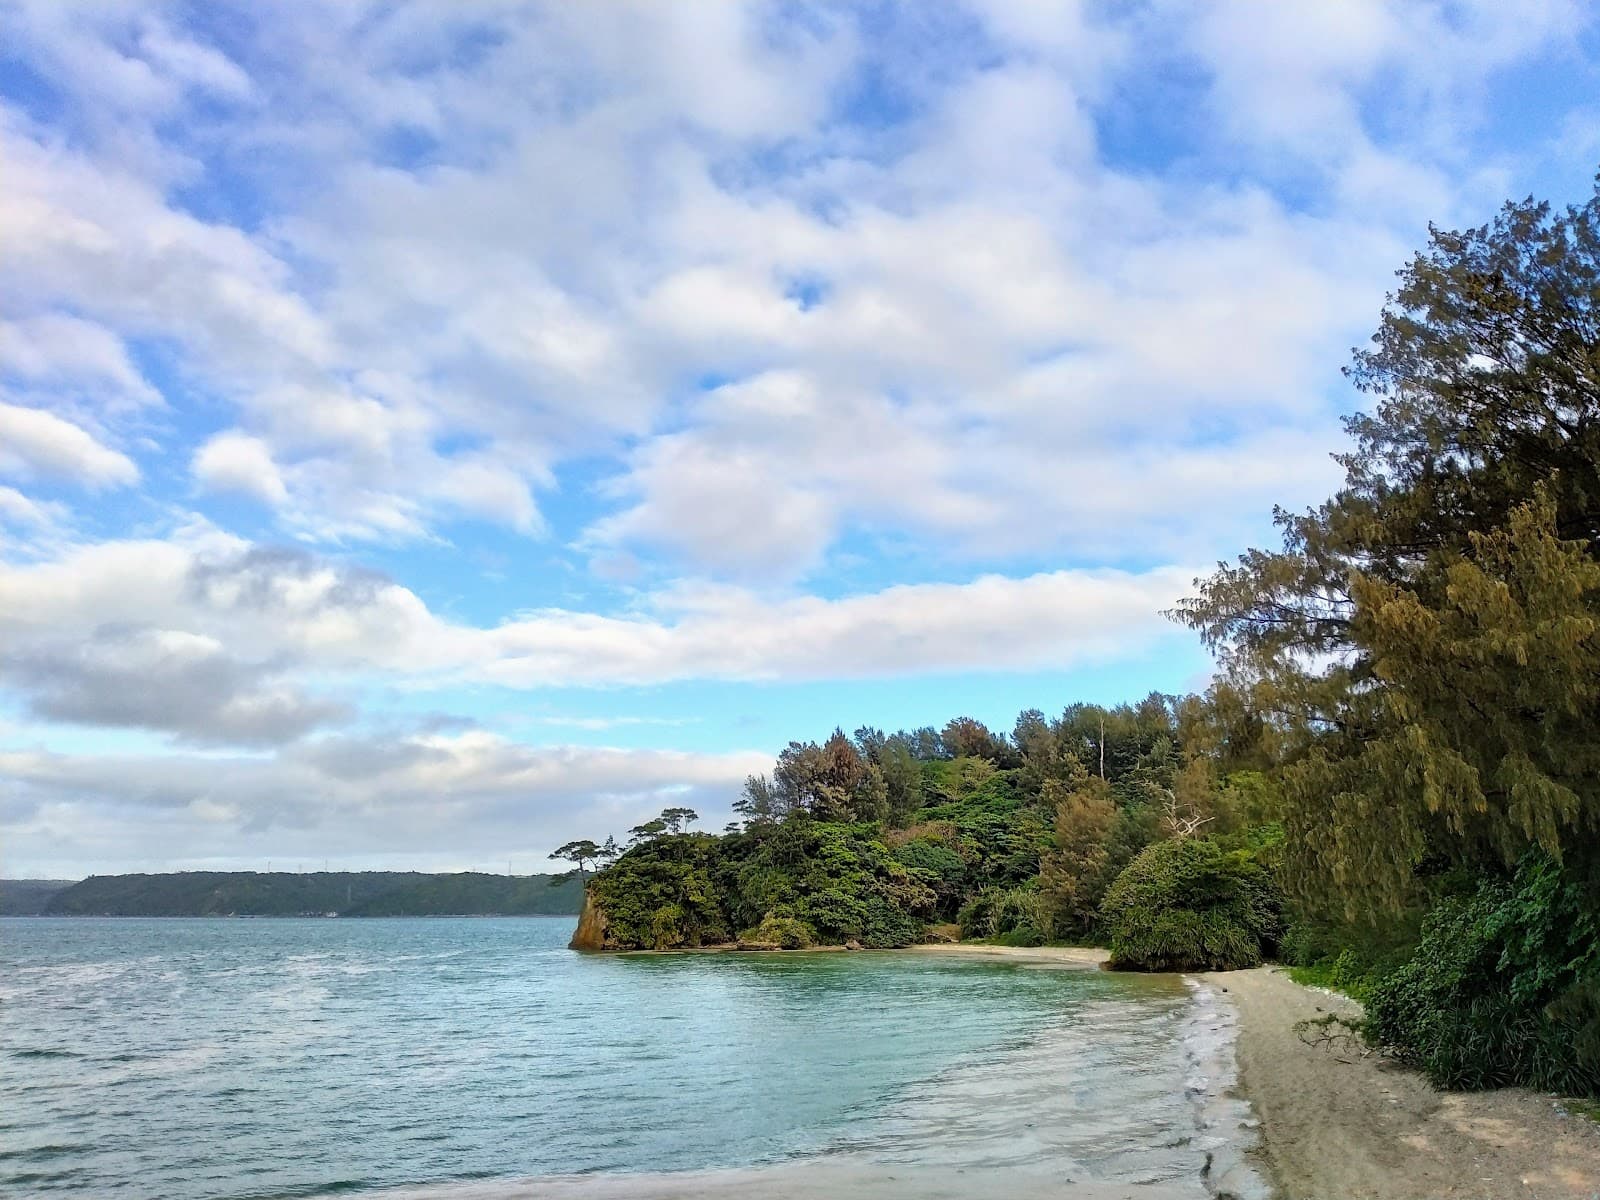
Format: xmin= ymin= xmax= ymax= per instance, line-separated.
xmin=0 ymin=917 xmax=1270 ymax=1199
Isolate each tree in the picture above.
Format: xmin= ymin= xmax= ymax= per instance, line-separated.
xmin=1177 ymin=180 xmax=1600 ymax=917
xmin=628 ymin=818 xmax=668 ymax=845
xmin=942 ymin=716 xmax=1002 ymax=761
xmin=853 ymin=762 xmax=890 ymax=825
xmin=659 ymin=807 xmax=699 ymax=834
xmin=822 ymin=728 xmax=866 ymax=801
xmin=549 ymin=839 xmax=602 ymax=882
xmin=733 ymin=773 xmax=781 ymax=826
xmin=1039 ymin=775 xmax=1117 ymax=938
xmin=880 ymin=738 xmax=922 ymax=827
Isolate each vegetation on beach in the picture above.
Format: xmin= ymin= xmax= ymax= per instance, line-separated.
xmin=1178 ymin=179 xmax=1600 ymax=1098
xmin=577 ymin=695 xmax=1287 ymax=962
xmin=579 ymin=175 xmax=1600 ymax=1100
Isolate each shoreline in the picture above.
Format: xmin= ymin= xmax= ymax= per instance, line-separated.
xmin=679 ymin=943 xmax=1600 ymax=1197
xmin=1201 ymin=966 xmax=1600 ymax=1199
xmin=360 ymin=941 xmax=1600 ymax=1198
xmin=901 ymin=942 xmax=1109 ymax=968
xmin=600 ymin=940 xmax=1112 ymax=966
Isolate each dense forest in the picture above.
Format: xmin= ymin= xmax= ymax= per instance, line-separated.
xmin=0 ymin=879 xmax=77 ymax=915
xmin=33 ymin=871 xmax=584 ymax=917
xmin=575 ymin=178 xmax=1600 ymax=1101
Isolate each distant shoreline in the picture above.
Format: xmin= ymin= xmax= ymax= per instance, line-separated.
xmin=0 ymin=911 xmax=582 ymax=918
xmin=2 ymin=871 xmax=584 ymax=918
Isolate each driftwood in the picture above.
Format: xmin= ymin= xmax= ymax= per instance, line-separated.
xmin=1294 ymin=1012 xmax=1371 ymax=1065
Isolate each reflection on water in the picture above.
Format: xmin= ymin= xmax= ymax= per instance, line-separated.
xmin=0 ymin=918 xmax=1268 ymax=1199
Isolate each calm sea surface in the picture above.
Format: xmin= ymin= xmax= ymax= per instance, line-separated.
xmin=0 ymin=918 xmax=1264 ymax=1199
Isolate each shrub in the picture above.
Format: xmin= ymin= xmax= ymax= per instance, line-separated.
xmin=741 ymin=913 xmax=816 ymax=949
xmin=956 ymin=885 xmax=1044 ymax=944
xmin=1100 ymin=837 xmax=1281 ymax=971
xmin=1365 ymin=856 xmax=1600 ymax=1096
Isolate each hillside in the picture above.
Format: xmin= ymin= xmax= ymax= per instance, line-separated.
xmin=0 ymin=879 xmax=79 ymax=915
xmin=40 ymin=871 xmax=585 ymax=917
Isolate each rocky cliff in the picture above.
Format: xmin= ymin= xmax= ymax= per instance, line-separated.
xmin=569 ymin=885 xmax=609 ymax=950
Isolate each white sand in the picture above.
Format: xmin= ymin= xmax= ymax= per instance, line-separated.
xmin=1206 ymin=966 xmax=1600 ymax=1199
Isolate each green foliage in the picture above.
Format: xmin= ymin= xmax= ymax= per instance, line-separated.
xmin=43 ymin=871 xmax=584 ymax=917
xmin=740 ymin=913 xmax=816 ymax=949
xmin=889 ymin=836 xmax=968 ymax=917
xmin=587 ymin=834 xmax=729 ymax=950
xmin=1038 ymin=776 xmax=1117 ymax=940
xmin=956 ymin=885 xmax=1043 ymax=944
xmin=1365 ymin=857 xmax=1600 ymax=1096
xmin=1286 ymin=950 xmax=1384 ymax=1004
xmin=590 ymin=819 xmax=936 ymax=950
xmin=1178 ymin=183 xmax=1600 ymax=920
xmin=1100 ymin=838 xmax=1281 ymax=972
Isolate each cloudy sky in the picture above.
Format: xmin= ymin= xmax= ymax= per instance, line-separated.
xmin=2 ymin=1 xmax=1597 ymax=878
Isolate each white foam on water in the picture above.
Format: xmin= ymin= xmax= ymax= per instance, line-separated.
xmin=1177 ymin=978 xmax=1275 ymax=1200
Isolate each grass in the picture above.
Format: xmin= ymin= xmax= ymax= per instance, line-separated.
xmin=1285 ymin=950 xmax=1381 ymax=1004
xmin=1564 ymin=1097 xmax=1600 ymax=1125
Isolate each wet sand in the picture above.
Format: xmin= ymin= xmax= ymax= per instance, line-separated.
xmin=903 ymin=942 xmax=1111 ymax=968
xmin=371 ymin=1164 xmax=1195 ymax=1199
xmin=1207 ymin=966 xmax=1600 ymax=1200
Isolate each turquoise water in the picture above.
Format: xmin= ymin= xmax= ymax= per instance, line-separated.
xmin=0 ymin=918 xmax=1260 ymax=1198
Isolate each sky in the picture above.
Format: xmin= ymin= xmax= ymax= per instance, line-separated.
xmin=2 ymin=1 xmax=1598 ymax=879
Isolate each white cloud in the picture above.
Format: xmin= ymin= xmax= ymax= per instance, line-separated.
xmin=192 ymin=432 xmax=289 ymax=506
xmin=0 ymin=401 xmax=139 ymax=487
xmin=0 ymin=485 xmax=61 ymax=529
xmin=1 ymin=733 xmax=768 ymax=876
xmin=0 ymin=313 xmax=162 ymax=411
xmin=1 ymin=1 xmax=1587 ymax=574
xmin=0 ymin=530 xmax=1195 ymax=693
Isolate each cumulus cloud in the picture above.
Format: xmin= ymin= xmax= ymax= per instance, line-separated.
xmin=193 ymin=432 xmax=289 ymax=506
xmin=0 ymin=531 xmax=1195 ymax=693
xmin=0 ymin=1 xmax=1593 ymax=875
xmin=0 ymin=314 xmax=162 ymax=411
xmin=0 ymin=401 xmax=139 ymax=488
xmin=1 ymin=626 xmax=348 ymax=746
xmin=4 ymin=1 xmax=1576 ymax=570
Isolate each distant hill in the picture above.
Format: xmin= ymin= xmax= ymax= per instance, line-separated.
xmin=38 ymin=871 xmax=585 ymax=917
xmin=1 ymin=879 xmax=79 ymax=916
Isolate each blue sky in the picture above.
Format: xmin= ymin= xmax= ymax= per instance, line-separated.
xmin=3 ymin=0 xmax=1598 ymax=877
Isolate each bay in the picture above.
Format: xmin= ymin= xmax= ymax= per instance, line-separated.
xmin=0 ymin=917 xmax=1263 ymax=1199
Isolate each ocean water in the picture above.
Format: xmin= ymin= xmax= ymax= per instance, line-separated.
xmin=0 ymin=918 xmax=1267 ymax=1199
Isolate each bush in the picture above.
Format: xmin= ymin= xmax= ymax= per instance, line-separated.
xmin=741 ymin=913 xmax=816 ymax=949
xmin=956 ymin=885 xmax=1044 ymax=944
xmin=1099 ymin=837 xmax=1281 ymax=971
xmin=1365 ymin=857 xmax=1600 ymax=1096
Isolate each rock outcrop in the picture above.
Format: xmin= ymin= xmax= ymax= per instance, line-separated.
xmin=568 ymin=885 xmax=609 ymax=951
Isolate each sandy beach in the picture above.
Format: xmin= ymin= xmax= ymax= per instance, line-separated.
xmin=903 ymin=942 xmax=1112 ymax=968
xmin=917 ymin=945 xmax=1600 ymax=1198
xmin=610 ymin=942 xmax=1600 ymax=1196
xmin=1207 ymin=966 xmax=1600 ymax=1200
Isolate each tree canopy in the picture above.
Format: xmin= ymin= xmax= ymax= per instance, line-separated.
xmin=1177 ymin=181 xmax=1600 ymax=918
